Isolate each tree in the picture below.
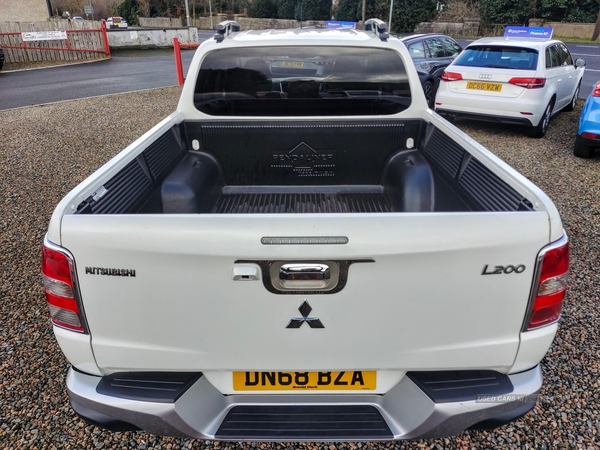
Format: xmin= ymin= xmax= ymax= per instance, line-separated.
xmin=295 ymin=0 xmax=332 ymax=20
xmin=250 ymin=0 xmax=278 ymax=17
xmin=538 ymin=0 xmax=600 ymax=23
xmin=114 ymin=0 xmax=139 ymax=23
xmin=436 ymin=0 xmax=480 ymax=22
xmin=53 ymin=0 xmax=121 ymax=19
xmin=336 ymin=0 xmax=361 ymax=21
xmin=335 ymin=0 xmax=436 ymax=32
xmin=278 ymin=0 xmax=297 ymax=18
xmin=479 ymin=0 xmax=533 ymax=25
xmin=391 ymin=0 xmax=437 ymax=32
xmin=138 ymin=0 xmax=151 ymax=16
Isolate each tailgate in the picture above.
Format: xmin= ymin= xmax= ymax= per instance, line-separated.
xmin=62 ymin=212 xmax=548 ymax=372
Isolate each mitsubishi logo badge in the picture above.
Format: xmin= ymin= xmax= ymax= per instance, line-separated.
xmin=286 ymin=301 xmax=324 ymax=329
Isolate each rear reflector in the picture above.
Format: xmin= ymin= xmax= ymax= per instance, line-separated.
xmin=42 ymin=239 xmax=85 ymax=333
xmin=441 ymin=71 xmax=463 ymax=82
xmin=526 ymin=235 xmax=569 ymax=330
xmin=508 ymin=77 xmax=546 ymax=89
xmin=582 ymin=132 xmax=598 ymax=139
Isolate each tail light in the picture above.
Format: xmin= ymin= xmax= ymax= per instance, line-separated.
xmin=42 ymin=239 xmax=86 ymax=333
xmin=593 ymin=82 xmax=600 ymax=97
xmin=508 ymin=77 xmax=546 ymax=89
xmin=441 ymin=71 xmax=463 ymax=82
xmin=525 ymin=235 xmax=569 ymax=330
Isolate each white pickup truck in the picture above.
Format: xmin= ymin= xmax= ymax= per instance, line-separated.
xmin=42 ymin=20 xmax=569 ymax=441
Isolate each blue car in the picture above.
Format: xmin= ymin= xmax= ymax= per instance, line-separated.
xmin=574 ymin=81 xmax=600 ymax=158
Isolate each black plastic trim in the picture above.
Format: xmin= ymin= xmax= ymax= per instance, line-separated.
xmin=215 ymin=405 xmax=393 ymax=439
xmin=76 ymin=125 xmax=185 ymax=214
xmin=436 ymin=109 xmax=534 ymax=126
xmin=407 ymin=370 xmax=513 ymax=403
xmin=184 ymin=120 xmax=421 ymax=186
xmin=96 ymin=372 xmax=202 ymax=403
xmin=422 ymin=127 xmax=532 ymax=212
xmin=576 ymin=133 xmax=600 ymax=147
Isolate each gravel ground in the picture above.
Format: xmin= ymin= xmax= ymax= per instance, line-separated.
xmin=1 ymin=88 xmax=599 ymax=450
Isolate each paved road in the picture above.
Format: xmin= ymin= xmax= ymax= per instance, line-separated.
xmin=1 ymin=34 xmax=599 ymax=110
xmin=0 ymin=30 xmax=215 ymax=111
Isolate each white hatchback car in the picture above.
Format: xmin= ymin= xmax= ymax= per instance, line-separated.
xmin=435 ymin=34 xmax=585 ymax=137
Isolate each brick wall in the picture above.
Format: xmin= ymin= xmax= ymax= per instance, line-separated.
xmin=0 ymin=0 xmax=48 ymax=22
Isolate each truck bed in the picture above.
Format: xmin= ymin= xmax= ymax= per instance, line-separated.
xmin=74 ymin=119 xmax=533 ymax=216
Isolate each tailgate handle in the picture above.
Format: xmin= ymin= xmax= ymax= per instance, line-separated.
xmin=279 ymin=263 xmax=331 ymax=289
xmin=235 ymin=259 xmax=374 ymax=294
xmin=280 ymin=264 xmax=330 ymax=281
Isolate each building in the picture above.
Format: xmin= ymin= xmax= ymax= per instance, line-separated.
xmin=0 ymin=0 xmax=50 ymax=22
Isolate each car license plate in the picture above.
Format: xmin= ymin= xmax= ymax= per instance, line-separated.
xmin=466 ymin=81 xmax=502 ymax=92
xmin=282 ymin=61 xmax=305 ymax=68
xmin=233 ymin=371 xmax=376 ymax=391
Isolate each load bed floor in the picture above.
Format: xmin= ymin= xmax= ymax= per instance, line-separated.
xmin=214 ymin=192 xmax=391 ymax=214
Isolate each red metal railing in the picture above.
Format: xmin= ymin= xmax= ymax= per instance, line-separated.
xmin=173 ymin=37 xmax=199 ymax=86
xmin=0 ymin=22 xmax=111 ymax=59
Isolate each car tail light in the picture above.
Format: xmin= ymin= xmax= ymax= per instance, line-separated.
xmin=582 ymin=132 xmax=598 ymax=139
xmin=593 ymin=82 xmax=600 ymax=97
xmin=441 ymin=71 xmax=463 ymax=82
xmin=42 ymin=239 xmax=86 ymax=332
xmin=508 ymin=77 xmax=546 ymax=89
xmin=525 ymin=235 xmax=569 ymax=330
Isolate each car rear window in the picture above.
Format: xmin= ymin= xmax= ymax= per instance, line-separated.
xmin=193 ymin=46 xmax=411 ymax=116
xmin=454 ymin=45 xmax=538 ymax=70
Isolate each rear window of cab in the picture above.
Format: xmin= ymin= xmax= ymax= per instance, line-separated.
xmin=193 ymin=46 xmax=411 ymax=116
xmin=454 ymin=46 xmax=539 ymax=70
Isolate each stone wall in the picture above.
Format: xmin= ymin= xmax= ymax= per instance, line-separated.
xmin=543 ymin=21 xmax=595 ymax=39
xmin=0 ymin=0 xmax=48 ymax=22
xmin=415 ymin=19 xmax=479 ymax=36
xmin=138 ymin=17 xmax=184 ymax=28
xmin=178 ymin=15 xmax=328 ymax=30
xmin=108 ymin=27 xmax=198 ymax=48
xmin=137 ymin=16 xmax=597 ymax=39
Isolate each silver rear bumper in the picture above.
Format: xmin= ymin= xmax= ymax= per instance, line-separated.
xmin=67 ymin=365 xmax=542 ymax=440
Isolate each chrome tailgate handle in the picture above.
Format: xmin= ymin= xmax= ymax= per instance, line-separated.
xmin=235 ymin=259 xmax=374 ymax=294
xmin=279 ymin=264 xmax=331 ymax=281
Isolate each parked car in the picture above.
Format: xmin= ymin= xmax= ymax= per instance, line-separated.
xmin=574 ymin=81 xmax=600 ymax=158
xmin=435 ymin=30 xmax=585 ymax=138
xmin=72 ymin=16 xmax=84 ymax=21
xmin=106 ymin=16 xmax=128 ymax=29
xmin=399 ymin=33 xmax=462 ymax=108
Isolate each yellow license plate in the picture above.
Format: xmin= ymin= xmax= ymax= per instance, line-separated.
xmin=282 ymin=61 xmax=305 ymax=68
xmin=466 ymin=81 xmax=502 ymax=92
xmin=233 ymin=371 xmax=376 ymax=391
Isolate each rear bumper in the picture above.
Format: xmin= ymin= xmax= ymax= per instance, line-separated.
xmin=435 ymin=108 xmax=536 ymax=127
xmin=67 ymin=365 xmax=542 ymax=440
xmin=576 ymin=133 xmax=600 ymax=148
xmin=434 ymin=87 xmax=546 ymax=126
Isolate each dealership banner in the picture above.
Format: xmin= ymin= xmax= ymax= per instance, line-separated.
xmin=21 ymin=31 xmax=68 ymax=41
